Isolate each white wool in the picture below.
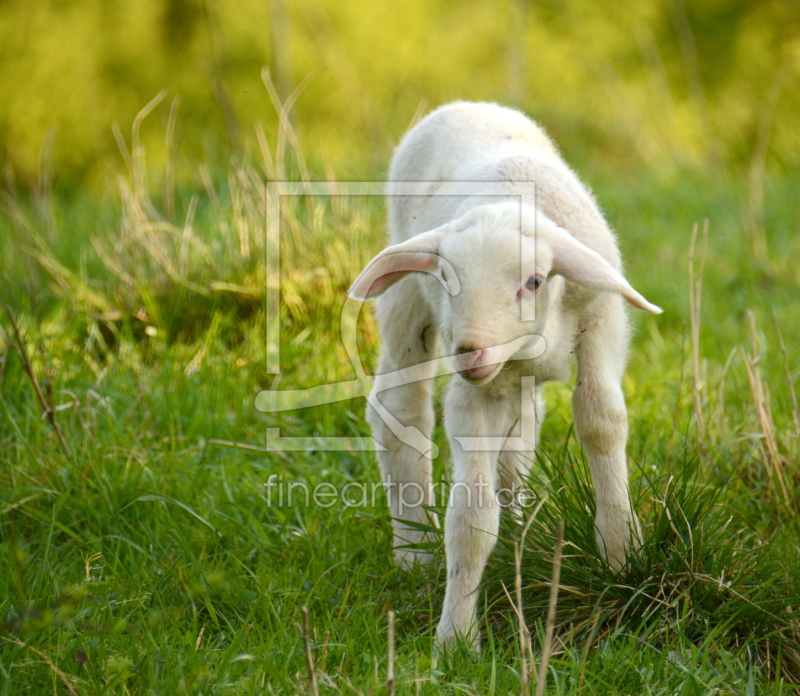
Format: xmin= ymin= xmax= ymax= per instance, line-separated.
xmin=349 ymin=101 xmax=661 ymax=651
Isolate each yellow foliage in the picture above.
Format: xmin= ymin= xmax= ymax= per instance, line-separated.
xmin=0 ymin=0 xmax=798 ymax=188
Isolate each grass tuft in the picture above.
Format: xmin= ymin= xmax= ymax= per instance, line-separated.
xmin=483 ymin=444 xmax=800 ymax=687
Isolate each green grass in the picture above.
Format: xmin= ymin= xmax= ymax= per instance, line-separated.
xmin=1 ymin=118 xmax=800 ymax=694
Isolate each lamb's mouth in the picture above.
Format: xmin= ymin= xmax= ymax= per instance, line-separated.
xmin=458 ymin=363 xmax=502 ymax=385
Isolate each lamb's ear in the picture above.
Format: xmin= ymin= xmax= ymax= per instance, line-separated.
xmin=348 ymin=224 xmax=452 ymax=299
xmin=547 ymin=226 xmax=663 ymax=314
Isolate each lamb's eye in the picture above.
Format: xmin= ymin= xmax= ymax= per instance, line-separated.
xmin=525 ymin=275 xmax=544 ymax=291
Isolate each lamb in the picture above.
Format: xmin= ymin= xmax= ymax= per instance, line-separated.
xmin=348 ymin=101 xmax=662 ymax=650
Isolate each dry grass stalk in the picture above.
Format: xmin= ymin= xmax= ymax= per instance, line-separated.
xmin=535 ymin=520 xmax=564 ymax=696
xmin=387 ymin=610 xmax=395 ymax=696
xmin=132 ymin=91 xmax=167 ymax=206
xmin=515 ymin=543 xmax=530 ymax=696
xmin=514 ymin=496 xmax=547 ymax=695
xmin=195 ymin=625 xmax=206 ymax=651
xmin=688 ymin=220 xmax=709 ymax=448
xmin=1 ymin=635 xmax=79 ymax=695
xmin=715 ymin=346 xmax=739 ymax=442
xmin=261 ymin=67 xmax=314 ymax=184
xmin=179 ymin=195 xmax=199 ymax=279
xmin=165 ymin=96 xmax=180 ymax=223
xmin=670 ymin=324 xmax=687 ymax=453
xmin=740 ymin=311 xmax=791 ymax=510
xmin=772 ymin=308 xmax=800 ymax=444
xmin=301 ymin=606 xmax=320 ymax=696
xmin=577 ymin=608 xmax=603 ymax=696
xmin=6 ymin=307 xmax=72 ymax=458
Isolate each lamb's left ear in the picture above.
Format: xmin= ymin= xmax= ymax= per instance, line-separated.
xmin=348 ymin=223 xmax=453 ymax=299
xmin=547 ymin=225 xmax=663 ymax=314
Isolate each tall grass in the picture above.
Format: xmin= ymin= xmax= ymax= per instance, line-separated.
xmin=1 ymin=87 xmax=800 ymax=693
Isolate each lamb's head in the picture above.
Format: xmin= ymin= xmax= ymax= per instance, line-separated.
xmin=349 ymin=202 xmax=661 ymax=386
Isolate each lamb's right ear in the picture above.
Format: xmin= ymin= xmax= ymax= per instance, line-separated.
xmin=348 ymin=224 xmax=452 ymax=299
xmin=547 ymin=225 xmax=663 ymax=314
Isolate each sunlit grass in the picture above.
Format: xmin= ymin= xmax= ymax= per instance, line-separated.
xmin=1 ymin=99 xmax=800 ymax=693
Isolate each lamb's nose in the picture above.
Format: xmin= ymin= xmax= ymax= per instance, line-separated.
xmin=456 ymin=345 xmax=484 ymax=370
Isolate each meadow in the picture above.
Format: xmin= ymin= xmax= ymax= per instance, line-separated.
xmin=2 ymin=1 xmax=800 ymax=691
xmin=1 ymin=90 xmax=799 ymax=694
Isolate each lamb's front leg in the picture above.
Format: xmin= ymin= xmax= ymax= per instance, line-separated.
xmin=572 ymin=295 xmax=641 ymax=570
xmin=436 ymin=383 xmax=510 ymax=650
xmin=368 ymin=284 xmax=440 ymax=569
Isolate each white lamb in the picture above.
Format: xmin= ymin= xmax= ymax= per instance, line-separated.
xmin=349 ymin=101 xmax=662 ymax=650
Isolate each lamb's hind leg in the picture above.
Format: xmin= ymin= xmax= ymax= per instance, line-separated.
xmin=367 ymin=281 xmax=439 ymax=568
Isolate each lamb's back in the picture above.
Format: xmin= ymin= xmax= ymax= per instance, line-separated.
xmin=387 ymin=102 xmax=620 ymax=271
xmin=389 ymin=101 xmax=558 ymax=185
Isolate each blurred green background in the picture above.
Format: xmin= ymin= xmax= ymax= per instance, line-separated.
xmin=1 ymin=0 xmax=799 ymax=191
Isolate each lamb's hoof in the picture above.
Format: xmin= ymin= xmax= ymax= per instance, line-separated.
xmin=594 ymin=511 xmax=641 ymax=573
xmin=434 ymin=620 xmax=480 ymax=655
xmin=596 ymin=532 xmax=640 ymax=574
